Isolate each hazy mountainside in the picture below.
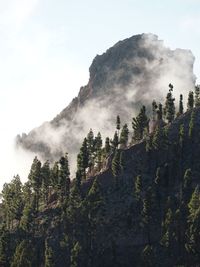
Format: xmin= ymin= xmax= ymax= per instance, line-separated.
xmin=16 ymin=33 xmax=196 ymax=169
xmin=2 ymin=33 xmax=200 ymax=267
xmin=2 ymin=98 xmax=200 ymax=266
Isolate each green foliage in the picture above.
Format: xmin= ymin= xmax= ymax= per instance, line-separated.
xmin=51 ymin=162 xmax=59 ymax=188
xmin=183 ymin=168 xmax=192 ymax=202
xmin=94 ymin=132 xmax=103 ymax=171
xmin=195 ymin=85 xmax=200 ymax=107
xmin=77 ymin=138 xmax=89 ymax=180
xmin=41 ymin=160 xmax=51 ymax=204
xmin=165 ymin=84 xmax=175 ymax=123
xmin=188 ymin=186 xmax=200 ymax=217
xmin=189 ymin=111 xmax=195 ymax=139
xmin=11 ymin=240 xmax=36 ymax=267
xmin=116 ymin=115 xmax=121 ymax=131
xmin=111 ymin=149 xmax=121 ymax=178
xmin=71 ymin=241 xmax=84 ymax=267
xmin=2 ymin=175 xmax=24 ymax=229
xmin=58 ymin=153 xmax=70 ymax=201
xmin=152 ymin=126 xmax=168 ymax=150
xmin=179 ymin=124 xmax=185 ymax=149
xmin=152 ymin=100 xmax=157 ymax=121
xmin=132 ymin=105 xmax=149 ymax=141
xmin=20 ymin=204 xmax=35 ymax=233
xmin=178 ymin=94 xmax=184 ymax=116
xmin=45 ymin=239 xmax=55 ymax=267
xmin=161 ymin=208 xmax=174 ymax=249
xmin=2 ymin=83 xmax=200 ymax=267
xmin=28 ymin=157 xmax=42 ymax=211
xmin=157 ymin=103 xmax=163 ymax=121
xmin=111 ymin=131 xmax=119 ymax=151
xmin=0 ymin=228 xmax=10 ymax=267
xmin=154 ymin=167 xmax=161 ymax=186
xmin=142 ymin=189 xmax=152 ymax=225
xmin=187 ymin=91 xmax=194 ymax=110
xmin=145 ymin=134 xmax=153 ymax=152
xmin=104 ymin=137 xmax=111 ymax=155
xmin=135 ymin=175 xmax=142 ymax=197
xmin=119 ymin=123 xmax=129 ymax=148
xmin=141 ymin=245 xmax=155 ymax=266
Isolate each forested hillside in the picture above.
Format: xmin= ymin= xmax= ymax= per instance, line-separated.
xmin=1 ymin=85 xmax=200 ymax=266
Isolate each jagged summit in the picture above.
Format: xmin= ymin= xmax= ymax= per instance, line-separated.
xmin=16 ymin=33 xmax=196 ymax=165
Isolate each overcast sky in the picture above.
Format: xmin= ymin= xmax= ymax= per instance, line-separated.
xmin=0 ymin=0 xmax=200 ymax=188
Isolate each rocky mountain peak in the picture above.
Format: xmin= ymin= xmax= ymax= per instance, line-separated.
xmin=16 ymin=33 xmax=196 ymax=171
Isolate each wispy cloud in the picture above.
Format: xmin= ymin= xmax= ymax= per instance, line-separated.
xmin=0 ymin=0 xmax=39 ymax=32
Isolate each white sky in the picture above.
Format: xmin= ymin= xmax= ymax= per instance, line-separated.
xmin=0 ymin=0 xmax=200 ymax=188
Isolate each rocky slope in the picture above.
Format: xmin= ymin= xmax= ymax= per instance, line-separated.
xmin=6 ymin=107 xmax=200 ymax=267
xmin=16 ymin=33 xmax=196 ymax=167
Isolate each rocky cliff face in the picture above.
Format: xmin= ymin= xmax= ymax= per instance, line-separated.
xmin=16 ymin=33 xmax=196 ymax=170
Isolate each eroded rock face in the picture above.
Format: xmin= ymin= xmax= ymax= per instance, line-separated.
xmin=16 ymin=33 xmax=196 ymax=168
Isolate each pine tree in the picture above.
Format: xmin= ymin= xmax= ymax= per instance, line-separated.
xmin=135 ymin=175 xmax=142 ymax=197
xmin=132 ymin=105 xmax=149 ymax=141
xmin=157 ymin=103 xmax=163 ymax=121
xmin=154 ymin=167 xmax=161 ymax=186
xmin=178 ymin=94 xmax=184 ymax=116
xmin=112 ymin=149 xmax=121 ymax=176
xmin=111 ymin=131 xmax=119 ymax=151
xmin=1 ymin=176 xmax=24 ymax=229
xmin=28 ymin=157 xmax=42 ymax=211
xmin=195 ymin=85 xmax=200 ymax=107
xmin=186 ymin=207 xmax=200 ymax=263
xmin=154 ymin=167 xmax=162 ymax=213
xmin=86 ymin=178 xmax=104 ymax=218
xmin=11 ymin=240 xmax=36 ymax=267
xmin=120 ymin=151 xmax=126 ymax=173
xmin=77 ymin=138 xmax=89 ymax=180
xmin=189 ymin=111 xmax=195 ymax=139
xmin=0 ymin=228 xmax=10 ymax=267
xmin=141 ymin=245 xmax=155 ymax=266
xmin=152 ymin=100 xmax=157 ymax=121
xmin=152 ymin=126 xmax=163 ymax=150
xmin=188 ymin=186 xmax=200 ymax=217
xmin=58 ymin=153 xmax=70 ymax=201
xmin=183 ymin=168 xmax=192 ymax=203
xmin=187 ymin=91 xmax=194 ymax=110
xmin=161 ymin=208 xmax=174 ymax=250
xmin=112 ymin=149 xmax=121 ymax=187
xmin=179 ymin=124 xmax=185 ymax=150
xmin=87 ymin=129 xmax=94 ymax=153
xmin=145 ymin=134 xmax=153 ymax=152
xmin=152 ymin=126 xmax=168 ymax=151
xmin=45 ymin=239 xmax=55 ymax=267
xmin=119 ymin=123 xmax=129 ymax=148
xmin=71 ymin=241 xmax=84 ymax=267
xmin=22 ymin=181 xmax=32 ymax=206
xmin=165 ymin=84 xmax=175 ymax=123
xmin=41 ymin=160 xmax=51 ymax=205
xmin=142 ymin=189 xmax=153 ymax=244
xmin=104 ymin=137 xmax=111 ymax=155
xmin=186 ymin=186 xmax=200 ymax=262
xmin=50 ymin=162 xmax=59 ymax=189
xmin=94 ymin=132 xmax=103 ymax=171
xmin=116 ymin=115 xmax=121 ymax=134
xmin=87 ymin=129 xmax=95 ymax=171
xmin=20 ymin=203 xmax=35 ymax=233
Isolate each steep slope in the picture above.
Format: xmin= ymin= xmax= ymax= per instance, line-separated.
xmin=16 ymin=33 xmax=196 ymax=168
xmin=3 ymin=107 xmax=200 ymax=267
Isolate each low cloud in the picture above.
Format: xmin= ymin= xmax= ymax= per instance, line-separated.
xmin=17 ymin=34 xmax=196 ymax=178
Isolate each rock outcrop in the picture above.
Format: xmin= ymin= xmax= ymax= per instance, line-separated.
xmin=16 ymin=33 xmax=196 ymax=167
